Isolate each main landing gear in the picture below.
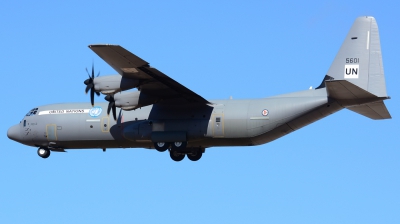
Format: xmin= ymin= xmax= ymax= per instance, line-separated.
xmin=170 ymin=148 xmax=185 ymax=161
xmin=154 ymin=142 xmax=170 ymax=152
xmin=153 ymin=142 xmax=204 ymax=162
xmin=37 ymin=147 xmax=51 ymax=159
xmin=186 ymin=149 xmax=202 ymax=161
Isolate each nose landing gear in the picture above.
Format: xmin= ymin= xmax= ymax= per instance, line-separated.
xmin=37 ymin=147 xmax=50 ymax=159
xmin=37 ymin=146 xmax=65 ymax=158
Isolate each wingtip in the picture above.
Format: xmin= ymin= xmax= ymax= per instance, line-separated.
xmin=88 ymin=44 xmax=120 ymax=48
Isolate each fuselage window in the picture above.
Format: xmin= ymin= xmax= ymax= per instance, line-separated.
xmin=216 ymin=117 xmax=221 ymax=122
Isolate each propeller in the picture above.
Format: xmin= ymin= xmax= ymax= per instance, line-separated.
xmin=84 ymin=64 xmax=100 ymax=106
xmin=105 ymin=95 xmax=117 ymax=121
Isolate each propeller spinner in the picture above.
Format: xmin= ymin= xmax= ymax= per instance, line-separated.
xmin=84 ymin=64 xmax=100 ymax=106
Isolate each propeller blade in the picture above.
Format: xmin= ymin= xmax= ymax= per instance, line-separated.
xmin=107 ymin=102 xmax=112 ymax=115
xmin=85 ymin=67 xmax=91 ymax=79
xmin=107 ymin=101 xmax=115 ymax=116
xmin=91 ymin=63 xmax=94 ymax=79
xmin=84 ymin=64 xmax=100 ymax=105
xmin=106 ymin=95 xmax=113 ymax=115
xmin=90 ymin=88 xmax=95 ymax=106
xmin=105 ymin=95 xmax=117 ymax=120
xmin=112 ymin=103 xmax=117 ymax=121
xmin=85 ymin=83 xmax=92 ymax=94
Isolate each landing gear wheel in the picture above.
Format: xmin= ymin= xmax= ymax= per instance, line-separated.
xmin=170 ymin=148 xmax=185 ymax=162
xmin=37 ymin=147 xmax=50 ymax=159
xmin=171 ymin=141 xmax=187 ymax=150
xmin=154 ymin=142 xmax=170 ymax=152
xmin=187 ymin=149 xmax=203 ymax=161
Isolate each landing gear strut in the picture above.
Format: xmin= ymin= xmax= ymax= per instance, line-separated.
xmin=37 ymin=147 xmax=50 ymax=159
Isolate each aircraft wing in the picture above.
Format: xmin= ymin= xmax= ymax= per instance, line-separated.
xmin=89 ymin=44 xmax=210 ymax=104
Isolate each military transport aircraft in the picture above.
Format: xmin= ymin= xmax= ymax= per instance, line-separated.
xmin=7 ymin=16 xmax=391 ymax=161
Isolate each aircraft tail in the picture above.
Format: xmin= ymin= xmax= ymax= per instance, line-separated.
xmin=317 ymin=16 xmax=391 ymax=120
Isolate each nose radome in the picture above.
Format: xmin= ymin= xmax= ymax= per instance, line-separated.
xmin=7 ymin=124 xmax=21 ymax=142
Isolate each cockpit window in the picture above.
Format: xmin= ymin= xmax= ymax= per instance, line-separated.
xmin=26 ymin=108 xmax=38 ymax=116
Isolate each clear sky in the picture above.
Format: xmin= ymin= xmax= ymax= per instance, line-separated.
xmin=1 ymin=1 xmax=399 ymax=223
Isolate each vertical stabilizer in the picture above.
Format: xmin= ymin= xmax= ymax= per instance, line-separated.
xmin=322 ymin=16 xmax=388 ymax=97
xmin=318 ymin=16 xmax=391 ymax=120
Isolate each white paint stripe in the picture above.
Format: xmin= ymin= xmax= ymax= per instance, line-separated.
xmin=39 ymin=109 xmax=90 ymax=115
xmin=86 ymin=119 xmax=100 ymax=122
xmin=367 ymin=31 xmax=370 ymax=50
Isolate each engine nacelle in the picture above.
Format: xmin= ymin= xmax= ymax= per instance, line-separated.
xmin=93 ymin=75 xmax=139 ymax=94
xmin=114 ymin=91 xmax=158 ymax=110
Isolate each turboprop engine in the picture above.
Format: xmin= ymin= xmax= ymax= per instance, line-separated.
xmin=83 ymin=65 xmax=140 ymax=106
xmin=93 ymin=75 xmax=139 ymax=94
xmin=105 ymin=91 xmax=158 ymax=120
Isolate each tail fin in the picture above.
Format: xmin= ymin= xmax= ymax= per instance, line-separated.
xmin=317 ymin=16 xmax=391 ymax=119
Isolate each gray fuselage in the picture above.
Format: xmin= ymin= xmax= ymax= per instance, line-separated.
xmin=8 ymin=88 xmax=342 ymax=151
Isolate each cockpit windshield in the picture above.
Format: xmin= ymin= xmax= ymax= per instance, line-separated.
xmin=26 ymin=108 xmax=38 ymax=116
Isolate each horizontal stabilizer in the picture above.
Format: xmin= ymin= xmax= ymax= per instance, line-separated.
xmin=347 ymin=101 xmax=391 ymax=119
xmin=326 ymin=80 xmax=388 ymax=106
xmin=326 ymin=80 xmax=375 ymax=99
xmin=325 ymin=80 xmax=391 ymax=120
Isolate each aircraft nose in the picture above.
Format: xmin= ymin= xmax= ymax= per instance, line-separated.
xmin=7 ymin=124 xmax=21 ymax=142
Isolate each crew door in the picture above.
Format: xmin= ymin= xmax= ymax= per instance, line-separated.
xmin=46 ymin=124 xmax=57 ymax=141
